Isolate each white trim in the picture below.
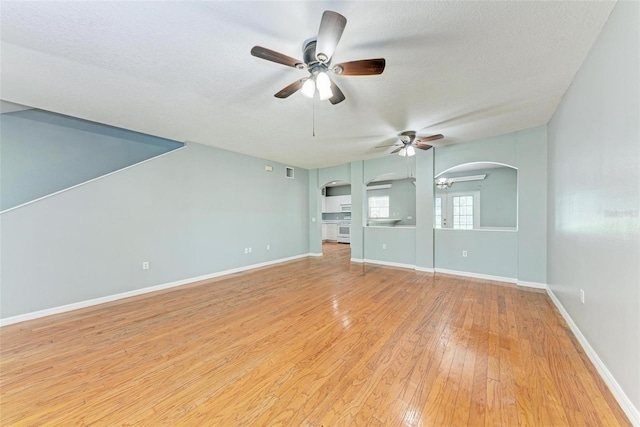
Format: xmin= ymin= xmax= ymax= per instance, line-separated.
xmin=309 ymin=253 xmax=323 ymax=257
xmin=0 ymin=145 xmax=186 ymax=215
xmin=546 ymin=288 xmax=640 ymax=425
xmin=434 ymin=268 xmax=517 ymax=284
xmin=0 ymin=252 xmax=312 ymax=327
xmin=516 ymin=280 xmax=547 ymax=290
xmin=362 ymin=259 xmax=415 ymax=270
xmin=350 ymin=258 xmax=364 ymax=263
xmin=415 ymin=266 xmax=435 ymax=273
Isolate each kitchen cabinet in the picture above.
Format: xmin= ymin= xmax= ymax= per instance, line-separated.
xmin=322 ymin=195 xmax=352 ymax=213
xmin=322 ymin=222 xmax=338 ymax=241
xmin=327 ymin=223 xmax=338 ymax=241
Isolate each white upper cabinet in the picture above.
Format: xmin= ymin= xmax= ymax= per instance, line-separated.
xmin=322 ymin=195 xmax=352 ymax=213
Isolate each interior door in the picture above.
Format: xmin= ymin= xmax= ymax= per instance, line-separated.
xmin=435 ymin=191 xmax=480 ymax=229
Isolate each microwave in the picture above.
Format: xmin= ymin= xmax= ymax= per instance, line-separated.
xmin=340 ymin=204 xmax=351 ymax=212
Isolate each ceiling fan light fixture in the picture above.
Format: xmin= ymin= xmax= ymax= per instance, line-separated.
xmin=436 ymin=177 xmax=453 ymax=189
xmin=301 ymin=78 xmax=316 ymax=98
xmin=406 ymin=145 xmax=416 ymax=156
xmin=398 ymin=147 xmax=408 ymax=157
xmin=316 ymin=72 xmax=331 ymax=90
xmin=318 ymin=85 xmax=334 ymax=101
xmin=315 ymin=71 xmax=333 ymax=100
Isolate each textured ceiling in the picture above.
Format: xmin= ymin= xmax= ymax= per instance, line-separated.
xmin=0 ymin=1 xmax=614 ymax=169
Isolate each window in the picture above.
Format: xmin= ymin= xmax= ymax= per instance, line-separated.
xmin=368 ymin=196 xmax=389 ymax=218
xmin=453 ymin=195 xmax=473 ymax=229
xmin=434 ymin=197 xmax=442 ymax=228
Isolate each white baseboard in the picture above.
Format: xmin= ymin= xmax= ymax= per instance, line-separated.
xmin=350 ymin=258 xmax=364 ymax=263
xmin=516 ymin=280 xmax=548 ymax=290
xmin=415 ymin=266 xmax=435 ymax=273
xmin=434 ymin=268 xmax=517 ymax=284
xmin=0 ymin=253 xmax=313 ymax=327
xmin=362 ymin=258 xmax=416 ymax=270
xmin=546 ymin=287 xmax=640 ymax=425
xmin=309 ymin=253 xmax=323 ymax=257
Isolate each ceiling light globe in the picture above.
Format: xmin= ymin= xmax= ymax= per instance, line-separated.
xmin=398 ymin=147 xmax=407 ymax=157
xmin=406 ymin=145 xmax=416 ymax=156
xmin=318 ymin=86 xmax=333 ymax=101
xmin=301 ymin=79 xmax=315 ymax=98
xmin=316 ymin=72 xmax=331 ymax=90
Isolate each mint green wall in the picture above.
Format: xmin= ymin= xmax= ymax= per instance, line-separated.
xmin=1 ymin=109 xmax=183 ymax=211
xmin=516 ymin=126 xmax=547 ymax=284
xmin=364 ymin=227 xmax=416 ymax=266
xmin=350 ymin=161 xmax=365 ymax=261
xmin=364 ymin=154 xmax=415 ymax=184
xmin=415 ymin=148 xmax=434 ymax=270
xmin=366 ymin=178 xmax=416 ymax=226
xmin=319 ymin=164 xmax=350 ymax=187
xmin=316 ymin=127 xmax=545 ymax=278
xmin=436 ymin=167 xmax=517 ymax=228
xmin=1 ymin=142 xmax=310 ymax=319
xmin=434 ymin=126 xmax=547 ymax=282
xmin=434 ymin=229 xmax=518 ymax=278
xmin=308 ymin=169 xmax=321 ymax=255
xmin=548 ymin=0 xmax=639 ymax=414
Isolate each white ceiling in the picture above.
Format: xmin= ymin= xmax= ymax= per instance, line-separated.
xmin=0 ymin=1 xmax=614 ymax=169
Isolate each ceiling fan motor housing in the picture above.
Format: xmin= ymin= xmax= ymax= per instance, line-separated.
xmin=303 ymin=40 xmax=319 ymax=66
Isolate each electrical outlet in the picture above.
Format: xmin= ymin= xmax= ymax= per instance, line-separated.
xmin=248 ymin=247 xmax=252 ymax=253
xmin=142 ymin=261 xmax=150 ymax=270
xmin=266 ymin=244 xmax=270 ymax=251
xmin=244 ymin=248 xmax=248 ymax=254
xmin=462 ymin=250 xmax=468 ymax=257
xmin=580 ymin=289 xmax=585 ymax=304
xmin=312 ymin=217 xmax=316 ymax=222
xmin=382 ymin=243 xmax=387 ymax=250
xmin=407 ymin=216 xmax=412 ymax=220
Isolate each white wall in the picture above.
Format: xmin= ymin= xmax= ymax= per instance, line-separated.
xmin=1 ymin=142 xmax=310 ymax=320
xmin=547 ymin=0 xmax=639 ymax=418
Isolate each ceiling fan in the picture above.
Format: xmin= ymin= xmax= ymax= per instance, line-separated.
xmin=250 ymin=10 xmax=385 ymax=105
xmin=377 ymin=131 xmax=444 ymax=156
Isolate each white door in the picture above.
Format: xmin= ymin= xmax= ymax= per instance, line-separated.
xmin=435 ymin=191 xmax=480 ymax=229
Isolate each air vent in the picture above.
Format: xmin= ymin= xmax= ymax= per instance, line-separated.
xmin=285 ymin=166 xmax=294 ymax=179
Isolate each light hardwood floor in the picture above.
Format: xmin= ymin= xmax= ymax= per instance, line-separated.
xmin=0 ymin=243 xmax=630 ymax=426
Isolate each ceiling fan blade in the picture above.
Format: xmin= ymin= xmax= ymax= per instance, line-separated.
xmin=328 ymin=80 xmax=346 ymax=105
xmin=390 ymin=146 xmax=403 ymax=154
xmin=251 ymin=46 xmax=303 ymax=68
xmin=333 ymin=58 xmax=386 ymax=76
xmin=274 ymin=79 xmax=305 ymax=98
xmin=415 ymin=143 xmax=433 ymax=151
xmin=415 ymin=134 xmax=444 ymax=144
xmin=316 ymin=10 xmax=347 ymax=63
xmin=375 ymin=143 xmax=399 ymax=148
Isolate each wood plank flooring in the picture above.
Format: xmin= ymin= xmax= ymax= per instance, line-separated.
xmin=0 ymin=243 xmax=630 ymax=425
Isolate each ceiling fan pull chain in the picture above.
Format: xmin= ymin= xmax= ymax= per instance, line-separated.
xmin=312 ymin=95 xmax=316 ymax=137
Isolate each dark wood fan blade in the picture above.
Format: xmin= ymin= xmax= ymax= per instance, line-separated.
xmin=328 ymin=80 xmax=346 ymax=105
xmin=251 ymin=46 xmax=303 ymax=68
xmin=316 ymin=11 xmax=346 ymax=63
xmin=390 ymin=146 xmax=403 ymax=154
xmin=415 ymin=134 xmax=444 ymax=144
xmin=333 ymin=58 xmax=386 ymax=76
xmin=415 ymin=143 xmax=433 ymax=151
xmin=274 ymin=79 xmax=305 ymax=98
